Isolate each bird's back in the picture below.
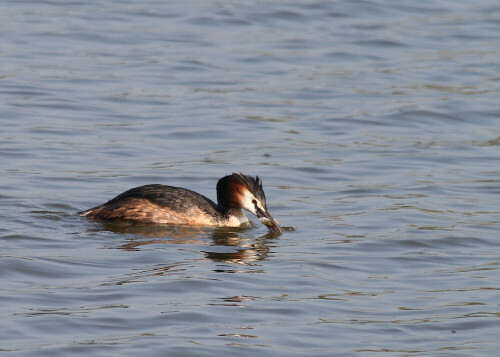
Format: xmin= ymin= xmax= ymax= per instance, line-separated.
xmin=79 ymin=184 xmax=221 ymax=225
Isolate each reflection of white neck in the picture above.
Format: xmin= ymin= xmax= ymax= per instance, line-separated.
xmin=222 ymin=208 xmax=249 ymax=227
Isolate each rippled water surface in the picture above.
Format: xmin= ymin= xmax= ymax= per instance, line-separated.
xmin=2 ymin=0 xmax=500 ymax=355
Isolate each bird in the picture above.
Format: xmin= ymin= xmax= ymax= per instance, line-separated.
xmin=78 ymin=173 xmax=282 ymax=233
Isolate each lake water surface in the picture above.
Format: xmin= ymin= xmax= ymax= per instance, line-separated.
xmin=2 ymin=0 xmax=500 ymax=356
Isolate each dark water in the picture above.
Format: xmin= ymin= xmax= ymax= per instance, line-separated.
xmin=2 ymin=0 xmax=500 ymax=355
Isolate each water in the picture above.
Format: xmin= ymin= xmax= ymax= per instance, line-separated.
xmin=2 ymin=0 xmax=500 ymax=355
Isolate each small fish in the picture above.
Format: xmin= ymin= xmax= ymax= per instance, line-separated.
xmin=259 ymin=216 xmax=283 ymax=234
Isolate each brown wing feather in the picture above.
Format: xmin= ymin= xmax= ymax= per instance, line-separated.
xmin=79 ymin=184 xmax=220 ymax=225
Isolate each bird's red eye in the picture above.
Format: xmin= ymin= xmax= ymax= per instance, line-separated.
xmin=252 ymin=199 xmax=257 ymax=205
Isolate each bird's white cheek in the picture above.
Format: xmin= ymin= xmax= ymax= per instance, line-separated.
xmin=240 ymin=192 xmax=257 ymax=214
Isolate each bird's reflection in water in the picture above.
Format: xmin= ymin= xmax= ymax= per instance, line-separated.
xmin=95 ymin=221 xmax=280 ymax=265
xmin=204 ymin=229 xmax=276 ymax=265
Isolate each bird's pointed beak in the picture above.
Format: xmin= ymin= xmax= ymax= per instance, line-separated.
xmin=255 ymin=206 xmax=283 ymax=234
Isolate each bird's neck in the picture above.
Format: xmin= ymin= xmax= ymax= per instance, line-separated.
xmin=217 ymin=205 xmax=249 ymax=227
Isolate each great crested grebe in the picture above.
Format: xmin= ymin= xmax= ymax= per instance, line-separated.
xmin=78 ymin=173 xmax=282 ymax=233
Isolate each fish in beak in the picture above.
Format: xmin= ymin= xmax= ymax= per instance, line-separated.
xmin=255 ymin=206 xmax=283 ymax=234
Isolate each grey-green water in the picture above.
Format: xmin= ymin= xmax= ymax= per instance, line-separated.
xmin=2 ymin=1 xmax=500 ymax=355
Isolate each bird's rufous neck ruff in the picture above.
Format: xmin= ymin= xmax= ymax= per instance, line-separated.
xmin=217 ymin=177 xmax=247 ymax=209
